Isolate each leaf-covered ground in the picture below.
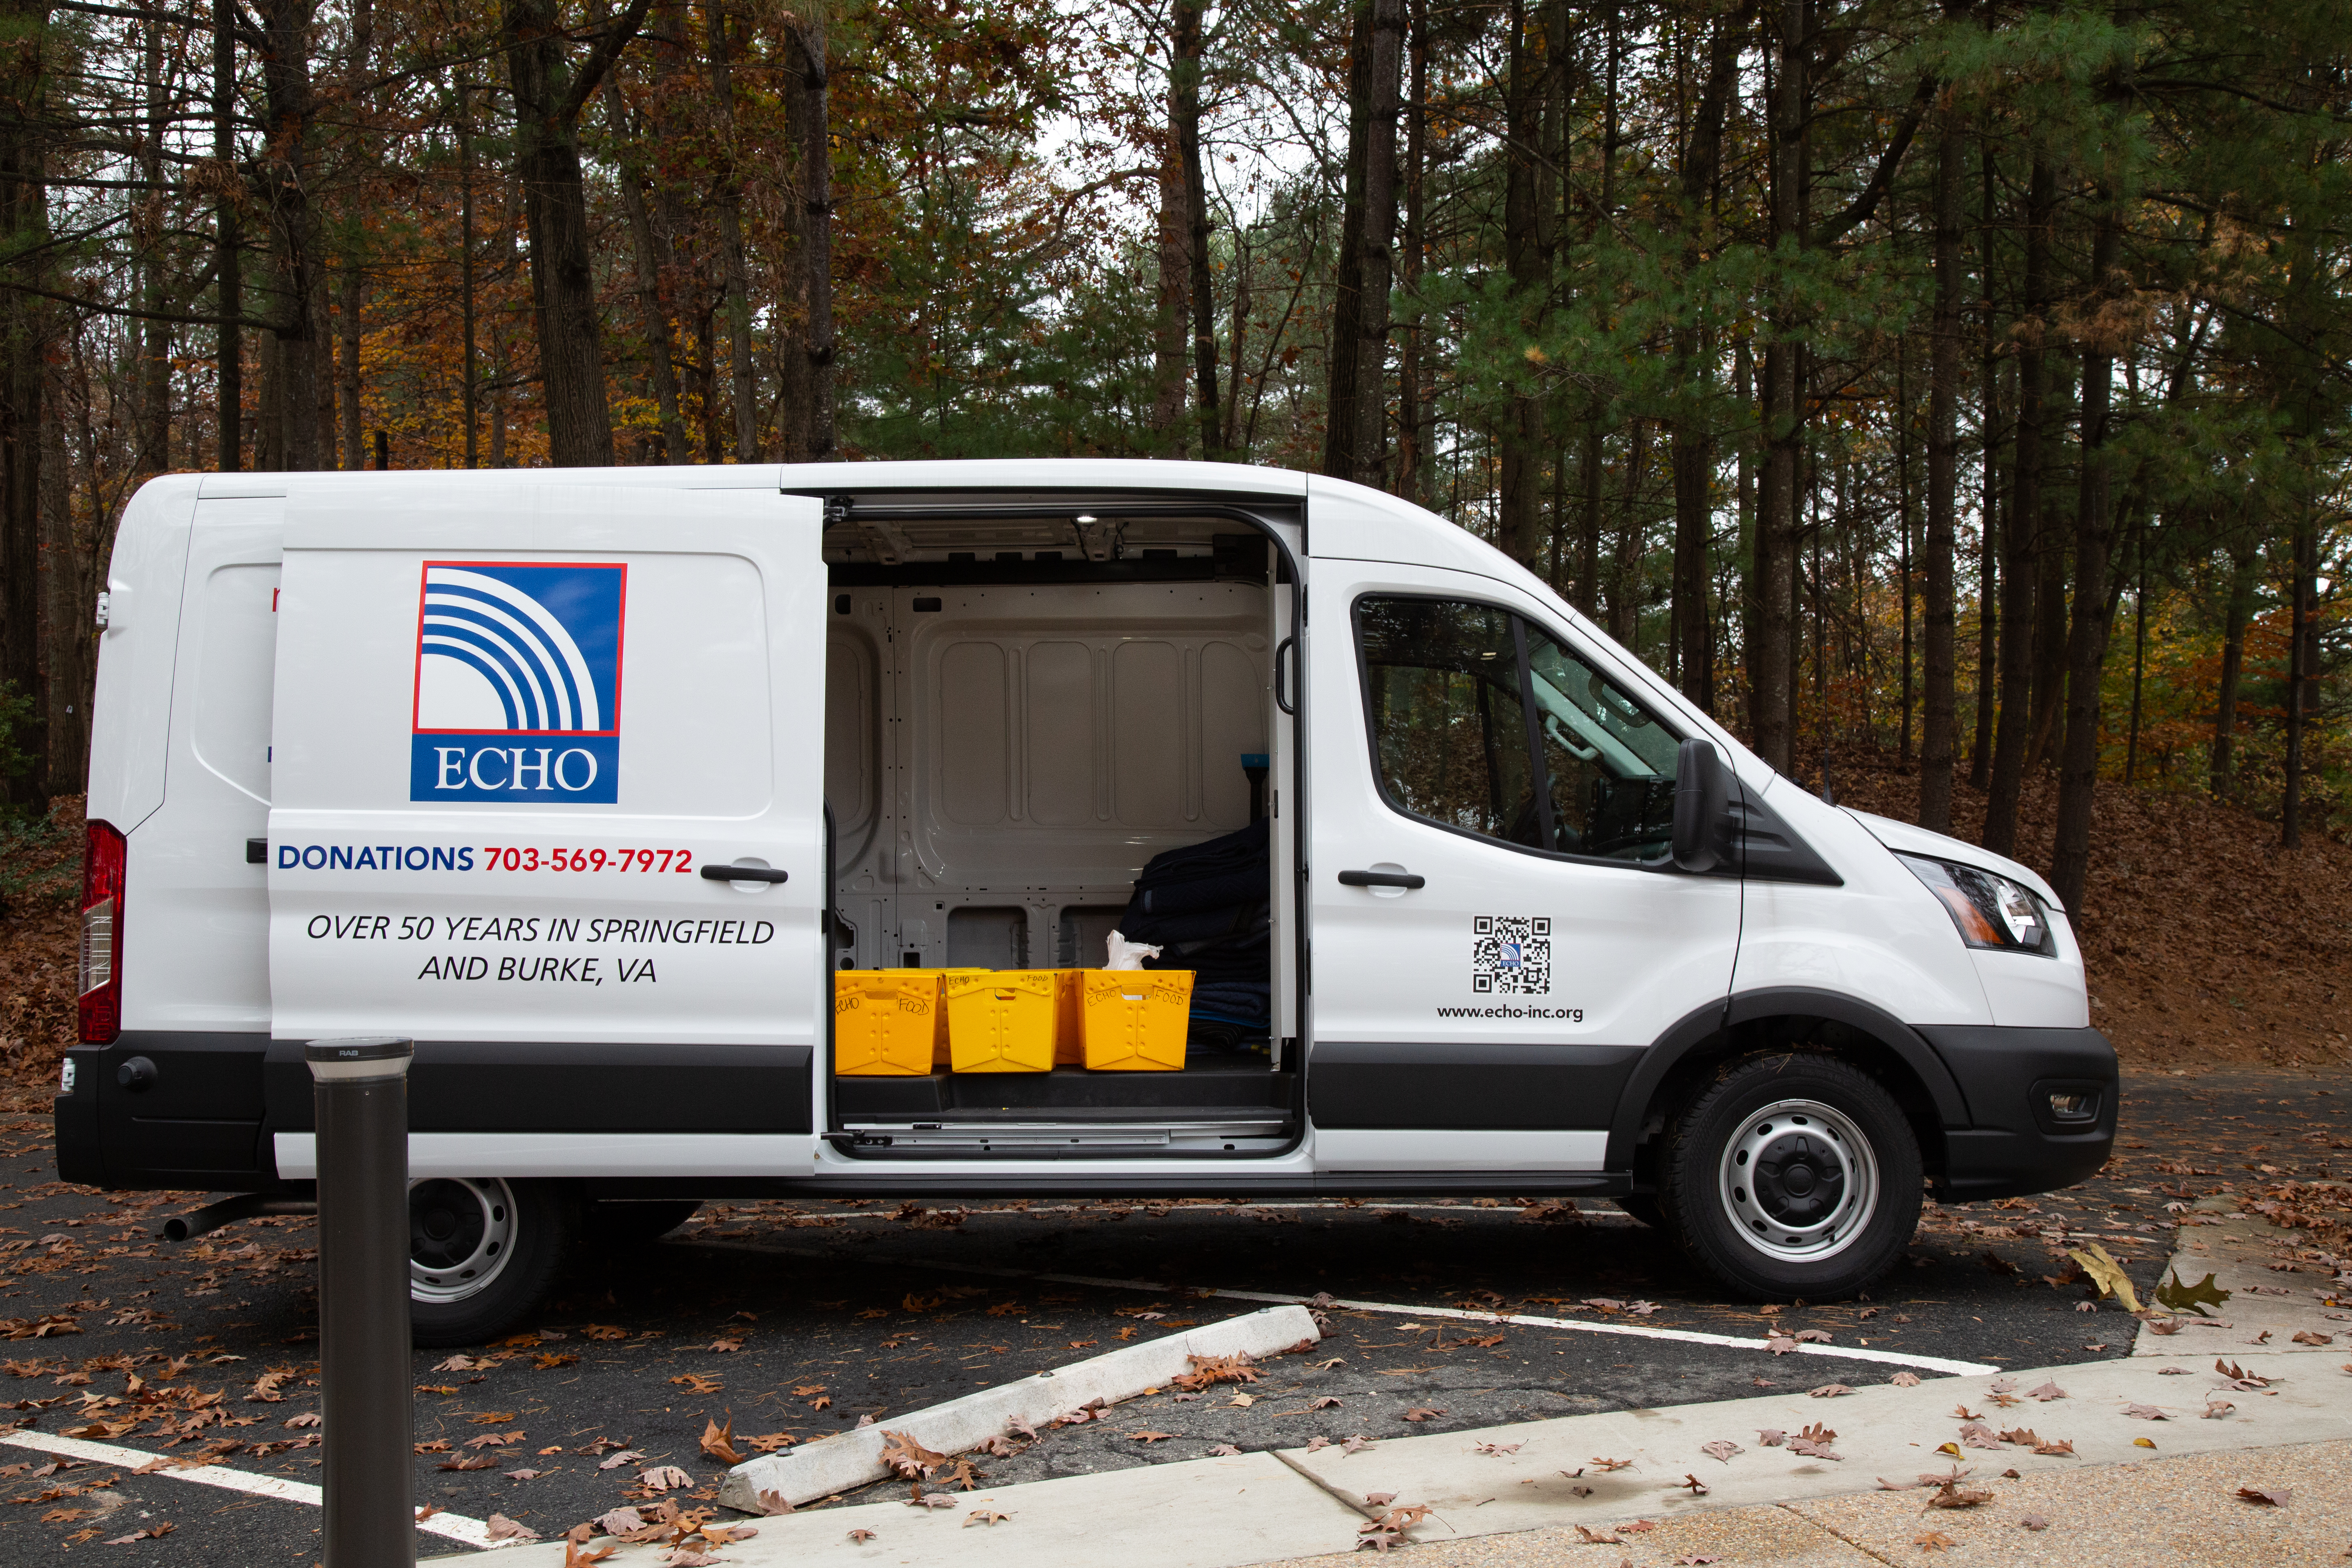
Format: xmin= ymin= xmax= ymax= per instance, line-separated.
xmin=0 ymin=1074 xmax=2340 ymax=1561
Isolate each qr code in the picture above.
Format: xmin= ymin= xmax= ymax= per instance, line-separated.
xmin=1472 ymin=915 xmax=1551 ymax=994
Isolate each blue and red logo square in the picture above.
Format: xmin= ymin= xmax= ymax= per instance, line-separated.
xmin=408 ymin=562 xmax=627 ymax=804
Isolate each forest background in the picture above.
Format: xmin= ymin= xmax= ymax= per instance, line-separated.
xmin=0 ymin=0 xmax=2345 ymax=937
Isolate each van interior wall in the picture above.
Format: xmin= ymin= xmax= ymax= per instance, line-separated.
xmin=824 ymin=576 xmax=1274 ymax=998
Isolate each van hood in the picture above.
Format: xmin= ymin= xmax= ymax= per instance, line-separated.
xmin=1841 ymin=809 xmax=2065 ymax=911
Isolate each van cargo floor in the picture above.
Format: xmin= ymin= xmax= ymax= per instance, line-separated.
xmin=834 ymin=1065 xmax=1292 ymax=1122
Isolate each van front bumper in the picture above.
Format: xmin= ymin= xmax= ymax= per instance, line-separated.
xmin=1918 ymin=1024 xmax=2118 ymax=1201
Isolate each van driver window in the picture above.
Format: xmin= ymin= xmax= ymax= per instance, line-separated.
xmin=1523 ymin=626 xmax=1681 ymax=861
xmin=1356 ymin=595 xmax=1682 ymax=862
xmin=1355 ymin=597 xmax=1542 ymax=848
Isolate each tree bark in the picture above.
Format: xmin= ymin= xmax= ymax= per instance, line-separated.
xmin=784 ymin=10 xmax=833 ymax=461
xmin=603 ymin=77 xmax=687 ymax=463
xmin=135 ymin=16 xmax=169 ymax=475
xmin=2283 ymin=514 xmax=2316 ymax=848
xmin=1322 ymin=0 xmax=1403 ymax=486
xmin=2050 ymin=212 xmax=2120 ymax=912
xmin=1495 ymin=0 xmax=1556 ymax=566
xmin=1982 ymin=150 xmax=2050 ymax=856
xmin=1151 ymin=132 xmax=1188 ymax=447
xmin=1751 ymin=0 xmax=1807 ymax=773
xmin=1394 ymin=0 xmax=1428 ymax=504
xmin=0 ymin=0 xmax=49 ymax=805
xmin=704 ymin=0 xmax=758 ymax=461
xmin=1918 ymin=77 xmax=1964 ymax=832
xmin=339 ymin=268 xmax=365 ymax=471
xmin=214 ymin=0 xmax=241 ymax=472
xmin=2207 ymin=539 xmax=2258 ymax=799
xmin=504 ymin=0 xmax=654 ymax=466
xmin=257 ymin=0 xmax=320 ymax=471
xmin=1172 ymin=0 xmax=1217 ymax=458
xmin=1670 ymin=1 xmax=1742 ymax=708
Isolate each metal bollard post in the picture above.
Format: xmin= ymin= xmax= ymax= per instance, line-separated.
xmin=307 ymin=1037 xmax=416 ymax=1568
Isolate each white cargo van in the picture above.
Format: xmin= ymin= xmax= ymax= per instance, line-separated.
xmin=58 ymin=461 xmax=2114 ymax=1343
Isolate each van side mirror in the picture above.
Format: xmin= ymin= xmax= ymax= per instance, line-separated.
xmin=1671 ymin=738 xmax=1731 ymax=873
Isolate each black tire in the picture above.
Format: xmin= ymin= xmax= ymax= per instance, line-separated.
xmin=588 ymin=1199 xmax=702 ymax=1246
xmin=1657 ymin=1053 xmax=1921 ymax=1301
xmin=408 ymin=1177 xmax=578 ymax=1348
xmin=1612 ymin=1194 xmax=1672 ymax=1232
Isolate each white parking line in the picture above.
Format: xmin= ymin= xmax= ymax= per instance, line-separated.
xmin=0 ymin=1429 xmax=509 ymax=1550
xmin=695 ymin=1240 xmax=1999 ymax=1376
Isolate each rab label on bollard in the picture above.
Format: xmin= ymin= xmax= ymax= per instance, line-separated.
xmin=305 ymin=1036 xmax=416 ymax=1080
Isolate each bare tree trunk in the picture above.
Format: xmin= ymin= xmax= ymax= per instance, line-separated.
xmin=2026 ymin=350 xmax=2073 ymax=768
xmin=314 ymin=270 xmax=336 ymax=464
xmin=0 ymin=0 xmax=49 ymax=805
xmin=214 ymin=0 xmax=242 ymax=472
xmin=604 ymin=77 xmax=687 ymax=462
xmin=1394 ymin=0 xmax=1428 ymax=504
xmin=704 ymin=0 xmax=758 ymax=460
xmin=1172 ymin=0 xmax=1218 ymax=457
xmin=135 ymin=17 xmax=169 ymax=475
xmin=786 ymin=10 xmax=833 ymax=461
xmin=2207 ymin=539 xmax=2257 ymax=798
xmin=2283 ymin=512 xmax=2316 ymax=848
xmin=1919 ymin=83 xmax=1964 ymax=832
xmin=695 ymin=306 xmax=721 ymax=462
xmin=1609 ymin=419 xmax=1648 ymax=645
xmin=1671 ymin=0 xmax=1741 ymax=708
xmin=504 ymin=0 xmax=653 ymax=466
xmin=1495 ymin=0 xmax=1557 ymax=566
xmin=258 ymin=0 xmax=321 ymax=471
xmin=1577 ymin=424 xmax=1602 ymax=615
xmin=1982 ymin=151 xmax=2050 ymax=855
xmin=339 ymin=268 xmax=365 ymax=470
xmin=2051 ymin=212 xmax=2119 ymax=911
xmin=40 ymin=381 xmax=82 ymax=789
xmin=1151 ymin=137 xmax=1188 ymax=448
xmin=1221 ymin=230 xmax=1250 ymax=454
xmin=1969 ymin=133 xmax=2000 ymax=788
xmin=1752 ymin=0 xmax=1806 ymax=773
xmin=1322 ymin=0 xmax=1403 ymax=486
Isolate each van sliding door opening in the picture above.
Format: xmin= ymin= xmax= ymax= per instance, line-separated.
xmin=814 ymin=499 xmax=1304 ymax=1157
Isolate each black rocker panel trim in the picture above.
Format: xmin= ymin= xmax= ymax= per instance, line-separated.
xmin=583 ymin=1172 xmax=1630 ymax=1201
xmin=1309 ymin=1041 xmax=1642 ymax=1131
xmin=263 ymin=1038 xmax=813 ymax=1136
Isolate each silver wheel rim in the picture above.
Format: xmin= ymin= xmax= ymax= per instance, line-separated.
xmin=409 ymin=1177 xmax=518 ymax=1303
xmin=1717 ymin=1098 xmax=1879 ymax=1264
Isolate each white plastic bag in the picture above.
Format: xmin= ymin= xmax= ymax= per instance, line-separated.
xmin=1104 ymin=930 xmax=1162 ymax=971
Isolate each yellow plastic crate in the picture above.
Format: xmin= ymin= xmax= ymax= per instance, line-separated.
xmin=1054 ymin=970 xmax=1085 ymax=1065
xmin=944 ymin=971 xmax=1061 ymax=1073
xmin=1078 ymin=970 xmax=1194 ymax=1071
xmin=833 ymin=970 xmax=969 ymax=1075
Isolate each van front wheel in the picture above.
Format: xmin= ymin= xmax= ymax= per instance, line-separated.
xmin=408 ymin=1178 xmax=577 ymax=1348
xmin=1658 ymin=1055 xmax=1920 ymax=1301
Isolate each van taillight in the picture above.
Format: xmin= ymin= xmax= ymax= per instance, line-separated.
xmin=78 ymin=820 xmax=125 ymax=1044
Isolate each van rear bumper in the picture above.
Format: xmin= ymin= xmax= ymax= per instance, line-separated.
xmin=1918 ymin=1024 xmax=2118 ymax=1200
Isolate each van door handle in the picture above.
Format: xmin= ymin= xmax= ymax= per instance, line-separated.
xmin=1338 ymin=869 xmax=1425 ymax=889
xmin=700 ymin=864 xmax=789 ymax=883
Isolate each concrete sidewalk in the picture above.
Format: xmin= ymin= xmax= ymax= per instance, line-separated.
xmin=464 ymin=1348 xmax=2351 ymax=1568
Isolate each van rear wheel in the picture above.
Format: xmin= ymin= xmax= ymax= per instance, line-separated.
xmin=408 ymin=1178 xmax=577 ymax=1348
xmin=1657 ymin=1054 xmax=1920 ymax=1301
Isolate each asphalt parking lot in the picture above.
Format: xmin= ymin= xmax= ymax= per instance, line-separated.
xmin=0 ymin=1069 xmax=2339 ymax=1562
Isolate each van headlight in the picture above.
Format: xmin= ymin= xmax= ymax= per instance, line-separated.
xmin=1897 ymin=853 xmax=2058 ymax=957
